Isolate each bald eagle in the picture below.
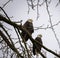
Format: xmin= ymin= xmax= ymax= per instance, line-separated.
xmin=21 ymin=19 xmax=34 ymax=42
xmin=33 ymin=34 xmax=46 ymax=57
xmin=33 ymin=34 xmax=46 ymax=58
xmin=33 ymin=34 xmax=43 ymax=55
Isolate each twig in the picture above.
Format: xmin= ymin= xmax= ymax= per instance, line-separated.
xmin=34 ymin=21 xmax=60 ymax=30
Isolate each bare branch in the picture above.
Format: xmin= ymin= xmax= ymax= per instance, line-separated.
xmin=34 ymin=21 xmax=60 ymax=30
xmin=0 ymin=0 xmax=12 ymax=9
xmin=45 ymin=0 xmax=60 ymax=49
xmin=0 ymin=30 xmax=24 ymax=58
xmin=0 ymin=7 xmax=10 ymax=20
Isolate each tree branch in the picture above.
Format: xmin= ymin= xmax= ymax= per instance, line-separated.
xmin=0 ymin=30 xmax=24 ymax=58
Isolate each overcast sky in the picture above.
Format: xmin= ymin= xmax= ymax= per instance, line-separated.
xmin=0 ymin=0 xmax=60 ymax=58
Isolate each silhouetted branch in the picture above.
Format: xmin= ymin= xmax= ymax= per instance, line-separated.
xmin=0 ymin=23 xmax=14 ymax=45
xmin=0 ymin=7 xmax=10 ymax=20
xmin=0 ymin=30 xmax=24 ymax=58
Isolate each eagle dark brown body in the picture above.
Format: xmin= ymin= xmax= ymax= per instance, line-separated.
xmin=21 ymin=19 xmax=34 ymax=42
xmin=33 ymin=35 xmax=43 ymax=55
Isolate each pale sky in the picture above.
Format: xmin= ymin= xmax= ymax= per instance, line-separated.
xmin=0 ymin=0 xmax=60 ymax=58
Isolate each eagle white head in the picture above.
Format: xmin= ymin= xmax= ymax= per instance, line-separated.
xmin=27 ymin=19 xmax=33 ymax=23
xmin=37 ymin=34 xmax=42 ymax=38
